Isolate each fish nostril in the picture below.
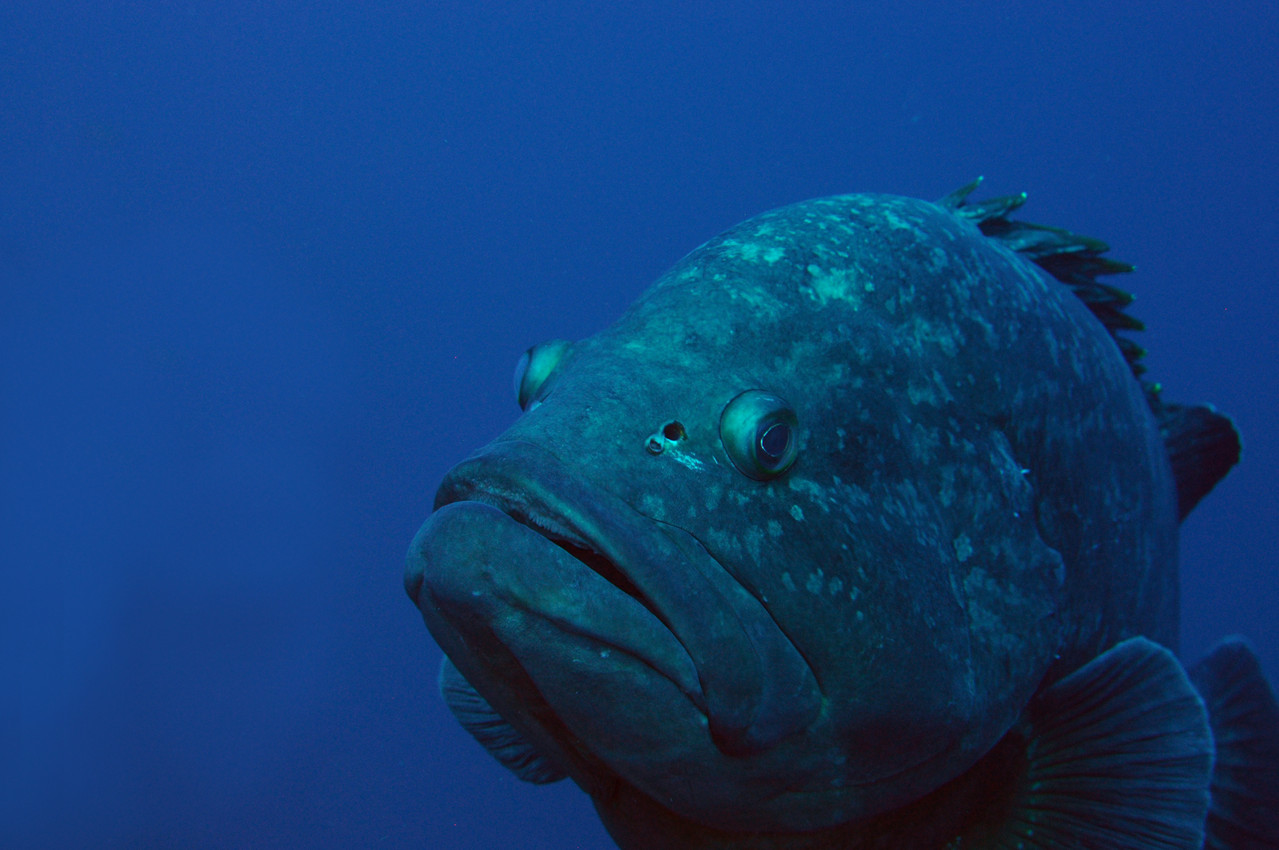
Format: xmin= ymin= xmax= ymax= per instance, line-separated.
xmin=646 ymin=420 xmax=687 ymax=455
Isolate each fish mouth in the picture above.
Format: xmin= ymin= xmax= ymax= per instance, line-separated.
xmin=406 ymin=439 xmax=822 ymax=766
xmin=439 ymin=472 xmax=652 ymax=623
xmin=421 ymin=460 xmax=707 ymax=715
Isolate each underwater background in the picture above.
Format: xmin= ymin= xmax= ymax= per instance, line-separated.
xmin=2 ymin=2 xmax=1276 ymax=848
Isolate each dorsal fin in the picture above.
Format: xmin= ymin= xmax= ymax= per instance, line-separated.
xmin=941 ymin=179 xmax=1241 ymax=518
xmin=941 ymin=177 xmax=1146 ymax=379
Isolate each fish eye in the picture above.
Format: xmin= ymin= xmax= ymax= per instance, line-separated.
xmin=719 ymin=390 xmax=799 ymax=480
xmin=513 ymin=339 xmax=573 ymax=410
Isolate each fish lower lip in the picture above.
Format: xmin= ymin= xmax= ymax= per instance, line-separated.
xmin=426 ymin=440 xmax=823 ymax=757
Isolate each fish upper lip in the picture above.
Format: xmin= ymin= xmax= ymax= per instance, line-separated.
xmin=433 ymin=438 xmax=823 ymax=757
xmin=437 ymin=480 xmax=662 ymax=632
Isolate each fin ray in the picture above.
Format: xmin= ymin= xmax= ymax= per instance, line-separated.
xmin=987 ymin=638 xmax=1213 ymax=849
xmin=1189 ymin=638 xmax=1279 ymax=850
xmin=438 ymin=656 xmax=566 ymax=784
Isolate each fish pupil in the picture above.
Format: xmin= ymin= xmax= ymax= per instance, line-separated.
xmin=758 ymin=421 xmax=790 ymax=462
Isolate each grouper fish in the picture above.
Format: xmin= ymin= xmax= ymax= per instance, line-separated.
xmin=404 ymin=181 xmax=1279 ymax=849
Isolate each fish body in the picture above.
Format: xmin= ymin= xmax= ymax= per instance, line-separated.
xmin=405 ymin=185 xmax=1276 ymax=848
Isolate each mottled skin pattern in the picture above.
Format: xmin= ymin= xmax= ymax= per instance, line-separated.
xmin=408 ymin=194 xmax=1179 ymax=848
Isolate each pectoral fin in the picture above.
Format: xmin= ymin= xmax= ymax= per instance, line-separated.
xmin=1189 ymin=638 xmax=1279 ymax=850
xmin=981 ymin=637 xmax=1213 ymax=849
xmin=438 ymin=656 xmax=566 ymax=784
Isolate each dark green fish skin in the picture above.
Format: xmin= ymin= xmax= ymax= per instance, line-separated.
xmin=407 ymin=192 xmax=1201 ymax=845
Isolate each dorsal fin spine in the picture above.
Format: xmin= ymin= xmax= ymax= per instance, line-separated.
xmin=939 ymin=180 xmax=1241 ymax=517
xmin=941 ymin=179 xmax=1149 ymax=391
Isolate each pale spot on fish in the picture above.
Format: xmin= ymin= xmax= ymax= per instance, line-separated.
xmin=639 ymin=493 xmax=667 ymax=521
xmin=880 ymin=209 xmax=914 ymax=231
xmin=786 ymin=478 xmax=832 ymax=512
xmin=767 ymin=519 xmax=783 ymax=538
xmin=742 ymin=526 xmax=764 ymax=564
xmin=953 ymin=533 xmax=973 ymax=563
xmin=907 ymin=379 xmax=939 ymax=407
xmin=790 ymin=504 xmax=805 ymax=522
xmin=804 ymin=264 xmax=859 ymax=307
xmin=706 ymin=527 xmax=743 ymax=561
xmin=805 ymin=570 xmax=824 ymax=594
xmin=782 ymin=571 xmax=797 ymax=592
xmin=703 ymin=485 xmax=722 ymax=513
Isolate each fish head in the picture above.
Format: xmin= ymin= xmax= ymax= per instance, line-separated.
xmin=406 ymin=195 xmax=1069 ymax=833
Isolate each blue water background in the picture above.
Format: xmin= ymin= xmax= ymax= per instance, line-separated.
xmin=3 ymin=3 xmax=1276 ymax=847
